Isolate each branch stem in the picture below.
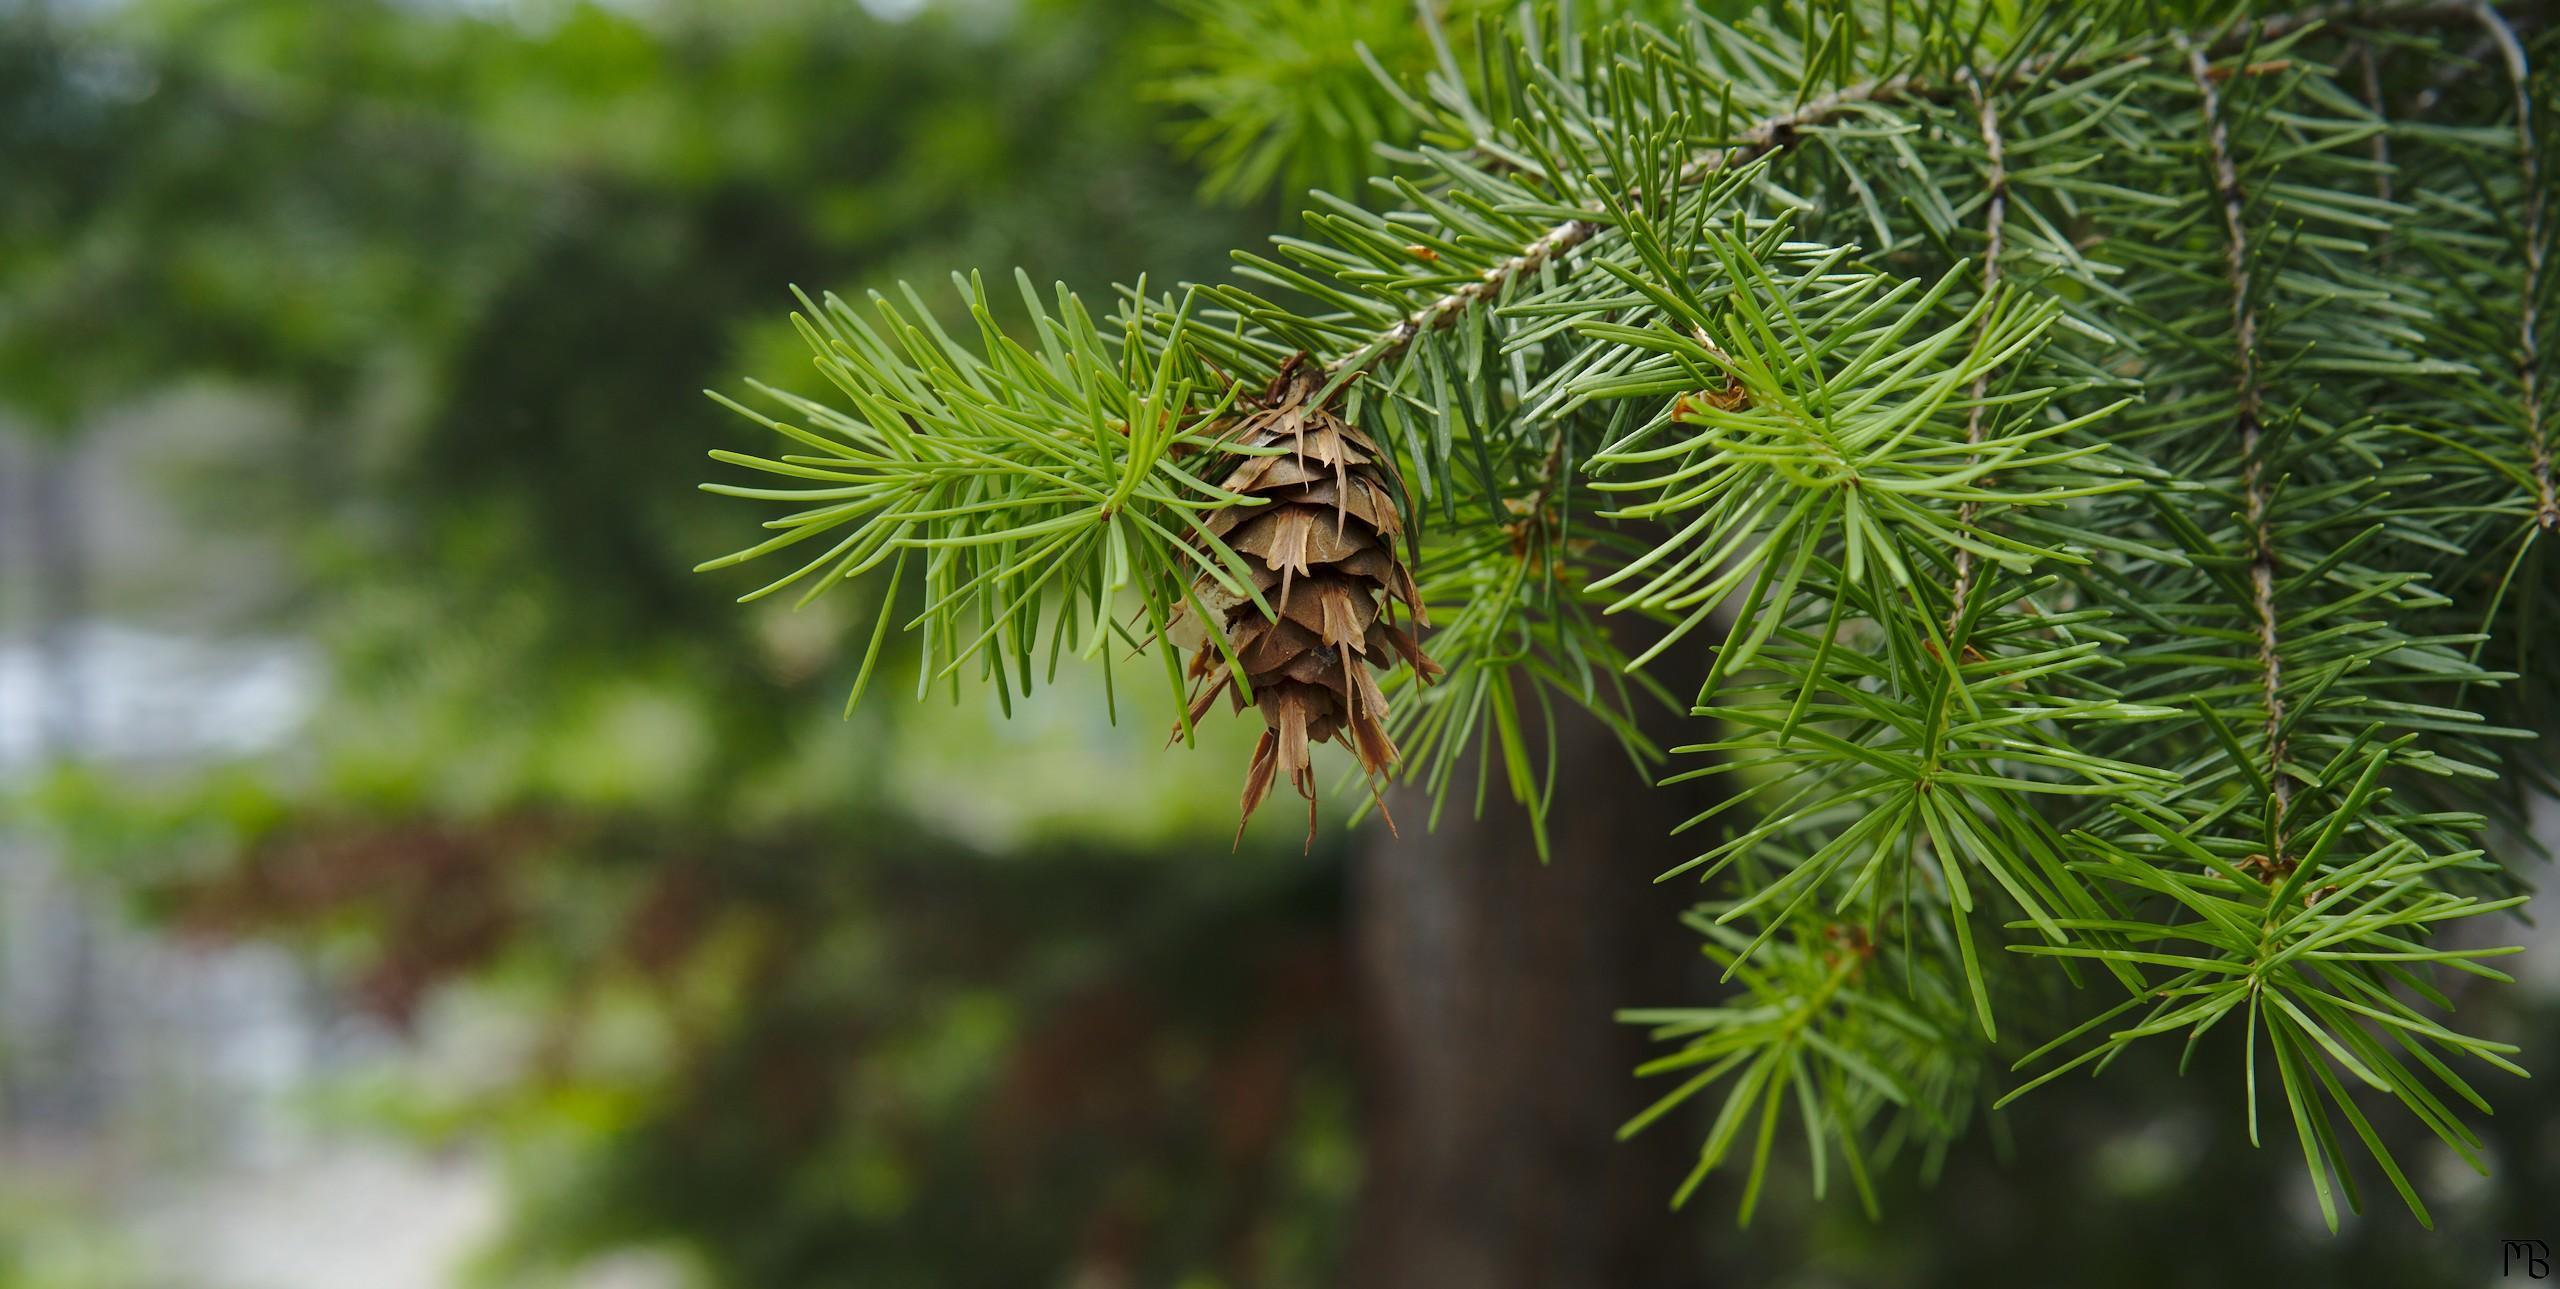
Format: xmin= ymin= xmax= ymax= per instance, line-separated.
xmin=2472 ymin=2 xmax=2554 ymax=529
xmin=2180 ymin=32 xmax=2294 ymax=835
xmin=1946 ymin=70 xmax=2008 ymax=633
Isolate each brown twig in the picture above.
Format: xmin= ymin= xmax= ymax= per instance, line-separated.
xmin=2180 ymin=32 xmax=2295 ymax=840
xmin=1946 ymin=69 xmax=2010 ymax=634
xmin=2472 ymin=3 xmax=2556 ymax=529
xmin=2356 ymin=43 xmax=2396 ymax=210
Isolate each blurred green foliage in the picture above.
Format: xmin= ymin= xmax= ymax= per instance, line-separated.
xmin=1152 ymin=0 xmax=1498 ymax=203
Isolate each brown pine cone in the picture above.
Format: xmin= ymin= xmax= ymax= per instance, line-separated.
xmin=1172 ymin=355 xmax=1440 ymax=845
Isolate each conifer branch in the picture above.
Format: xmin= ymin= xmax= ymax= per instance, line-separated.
xmin=1326 ymin=84 xmax=1903 ymax=381
xmin=1335 ymin=72 xmax=1993 ymax=381
xmin=702 ymin=2 xmax=2553 ymax=1226
xmin=2181 ymin=32 xmax=2295 ymax=832
xmin=1328 ymin=0 xmax=2510 ymax=388
xmin=2473 ymin=2 xmax=2555 ymax=529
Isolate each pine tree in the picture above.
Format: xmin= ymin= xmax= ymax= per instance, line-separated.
xmin=698 ymin=0 xmax=2556 ymax=1231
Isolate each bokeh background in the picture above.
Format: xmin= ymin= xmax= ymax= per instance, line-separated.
xmin=1 ymin=2 xmax=2554 ymax=1286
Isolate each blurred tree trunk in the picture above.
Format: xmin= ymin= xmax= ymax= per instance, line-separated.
xmin=1345 ymin=692 xmax=1714 ymax=1288
xmin=1 ymin=436 xmax=108 ymax=1139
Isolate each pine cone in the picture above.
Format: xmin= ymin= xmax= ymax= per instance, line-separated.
xmin=1173 ymin=356 xmax=1440 ymax=844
